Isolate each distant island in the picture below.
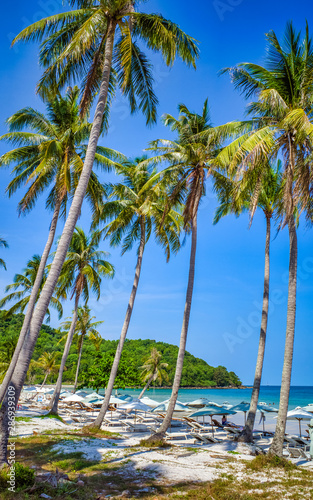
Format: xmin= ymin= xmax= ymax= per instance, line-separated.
xmin=0 ymin=312 xmax=242 ymax=389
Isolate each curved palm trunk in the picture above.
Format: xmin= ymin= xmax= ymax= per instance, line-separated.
xmin=92 ymin=220 xmax=145 ymax=429
xmin=156 ymin=211 xmax=198 ymax=437
xmin=0 ymin=199 xmax=61 ymax=404
xmin=41 ymin=372 xmax=49 ymax=388
xmin=238 ymin=215 xmax=271 ymax=443
xmin=49 ymin=298 xmax=79 ymax=414
xmin=73 ymin=336 xmax=85 ymax=393
xmin=0 ymin=25 xmax=116 ymax=465
xmin=269 ymin=216 xmax=297 ymax=456
xmin=138 ymin=374 xmax=154 ymax=400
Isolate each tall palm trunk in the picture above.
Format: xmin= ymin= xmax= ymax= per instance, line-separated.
xmin=269 ymin=216 xmax=297 ymax=456
xmin=73 ymin=336 xmax=85 ymax=393
xmin=238 ymin=214 xmax=271 ymax=443
xmin=0 ymin=24 xmax=116 ymax=465
xmin=138 ymin=374 xmax=154 ymax=399
xmin=41 ymin=372 xmax=49 ymax=388
xmin=0 ymin=199 xmax=61 ymax=404
xmin=92 ymin=219 xmax=146 ymax=429
xmin=156 ymin=211 xmax=198 ymax=437
xmin=49 ymin=297 xmax=79 ymax=414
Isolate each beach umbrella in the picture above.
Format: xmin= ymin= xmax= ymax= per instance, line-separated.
xmin=76 ymin=390 xmax=88 ymax=397
xmin=188 ymin=407 xmax=237 ymax=435
xmin=63 ymin=394 xmax=85 ymax=402
xmin=109 ymin=396 xmax=125 ymax=405
xmin=60 ymin=391 xmax=72 ymax=398
xmin=120 ymin=400 xmax=151 ymax=411
xmin=85 ymin=393 xmax=104 ymax=401
xmin=151 ymin=401 xmax=188 ymax=413
xmin=140 ymin=396 xmax=159 ymax=408
xmin=302 ymin=404 xmax=313 ymax=414
xmin=119 ymin=400 xmax=151 ymax=422
xmin=118 ymin=394 xmax=133 ymax=402
xmin=230 ymin=402 xmax=250 ymax=425
xmin=188 ymin=407 xmax=236 ymax=418
xmin=257 ymin=404 xmax=278 ymax=413
xmin=187 ymin=398 xmax=222 ymax=408
xmin=285 ymin=407 xmax=313 ymax=437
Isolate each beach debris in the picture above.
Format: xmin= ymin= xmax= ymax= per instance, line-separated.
xmin=36 ymin=468 xmax=70 ymax=488
xmin=40 ymin=494 xmax=52 ymax=499
xmin=77 ymin=479 xmax=85 ymax=487
xmin=119 ymin=490 xmax=131 ymax=497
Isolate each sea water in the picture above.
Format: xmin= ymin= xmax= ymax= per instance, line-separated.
xmin=80 ymin=386 xmax=313 ymax=409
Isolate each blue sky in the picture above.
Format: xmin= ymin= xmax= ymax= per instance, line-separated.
xmin=0 ymin=0 xmax=313 ymax=385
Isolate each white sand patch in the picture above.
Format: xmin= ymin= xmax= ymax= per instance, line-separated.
xmin=14 ymin=417 xmax=80 ymax=437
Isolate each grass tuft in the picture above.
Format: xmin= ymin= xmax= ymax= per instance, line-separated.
xmin=246 ymin=454 xmax=297 ymax=471
xmin=139 ymin=438 xmax=170 ymax=448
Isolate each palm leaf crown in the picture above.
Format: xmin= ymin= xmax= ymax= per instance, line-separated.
xmin=147 ymin=100 xmax=224 ymax=227
xmin=217 ymin=22 xmax=313 ymax=224
xmin=93 ymin=156 xmax=183 ymax=261
xmin=13 ymin=0 xmax=199 ymax=125
xmin=0 ymin=87 xmax=125 ymax=217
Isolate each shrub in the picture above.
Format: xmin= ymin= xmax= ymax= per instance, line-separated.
xmin=0 ymin=462 xmax=35 ymax=490
xmin=246 ymin=454 xmax=296 ymax=472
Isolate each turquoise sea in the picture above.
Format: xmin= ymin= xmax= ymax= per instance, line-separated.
xmin=81 ymin=386 xmax=313 ymax=410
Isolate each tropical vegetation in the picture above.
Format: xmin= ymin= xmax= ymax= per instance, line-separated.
xmin=0 ymin=312 xmax=241 ymax=388
xmin=0 ymin=0 xmax=311 ymax=467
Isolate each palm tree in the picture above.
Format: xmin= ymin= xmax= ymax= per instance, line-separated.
xmin=34 ymin=352 xmax=61 ymax=387
xmin=0 ymin=87 xmax=122 ymax=404
xmin=0 ymin=2 xmax=198 ymax=465
xmin=217 ymin=22 xmax=313 ymax=456
xmin=91 ymin=157 xmax=182 ymax=428
xmin=0 ymin=238 xmax=8 ymax=270
xmin=138 ymin=348 xmax=168 ymax=399
xmin=0 ymin=255 xmax=63 ymax=322
xmin=49 ymin=227 xmax=114 ymax=414
xmin=213 ymin=163 xmax=283 ymax=442
xmin=59 ymin=305 xmax=103 ymax=393
xmin=145 ymin=101 xmax=223 ymax=438
xmin=0 ymin=334 xmax=17 ymax=382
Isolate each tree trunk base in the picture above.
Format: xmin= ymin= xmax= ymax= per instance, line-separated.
xmin=236 ymin=428 xmax=254 ymax=443
xmin=47 ymin=410 xmax=59 ymax=417
xmin=144 ymin=432 xmax=166 ymax=444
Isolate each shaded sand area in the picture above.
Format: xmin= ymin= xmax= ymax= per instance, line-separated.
xmin=2 ymin=413 xmax=312 ymax=499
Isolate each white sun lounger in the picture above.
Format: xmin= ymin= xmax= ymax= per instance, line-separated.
xmin=190 ymin=432 xmax=220 ymax=445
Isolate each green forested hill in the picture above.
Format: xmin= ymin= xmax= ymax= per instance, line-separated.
xmin=0 ymin=312 xmax=241 ymax=388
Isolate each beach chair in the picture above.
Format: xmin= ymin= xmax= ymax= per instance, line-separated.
xmin=190 ymin=432 xmax=219 ymax=445
xmin=212 ymin=419 xmax=224 ymax=429
xmin=224 ymin=427 xmax=241 ymax=439
xmin=290 ymin=436 xmax=310 ymax=450
xmin=122 ymin=421 xmax=151 ymax=433
xmin=283 ymin=436 xmax=300 ymax=448
xmin=101 ymin=417 xmax=122 ymax=427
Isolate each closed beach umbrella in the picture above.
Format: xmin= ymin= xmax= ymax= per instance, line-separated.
xmin=140 ymin=396 xmax=159 ymax=408
xmin=285 ymin=407 xmax=313 ymax=437
xmin=257 ymin=404 xmax=278 ymax=431
xmin=230 ymin=402 xmax=250 ymax=425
